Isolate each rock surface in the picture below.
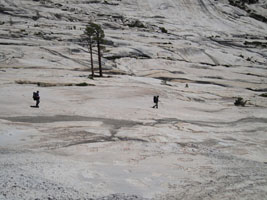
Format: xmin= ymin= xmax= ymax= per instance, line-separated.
xmin=0 ymin=0 xmax=267 ymax=199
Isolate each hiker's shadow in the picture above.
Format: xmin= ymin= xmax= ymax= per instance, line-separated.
xmin=30 ymin=105 xmax=39 ymax=108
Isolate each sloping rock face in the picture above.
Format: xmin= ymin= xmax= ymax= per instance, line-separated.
xmin=0 ymin=0 xmax=266 ymax=74
xmin=229 ymin=0 xmax=267 ymax=23
xmin=0 ymin=0 xmax=267 ymax=200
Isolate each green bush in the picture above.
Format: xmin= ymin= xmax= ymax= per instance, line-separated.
xmin=260 ymin=93 xmax=267 ymax=97
xmin=75 ymin=82 xmax=89 ymax=86
xmin=160 ymin=27 xmax=168 ymax=33
xmin=234 ymin=97 xmax=247 ymax=106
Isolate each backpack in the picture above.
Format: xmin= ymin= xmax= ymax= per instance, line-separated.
xmin=33 ymin=92 xmax=38 ymax=100
xmin=153 ymin=96 xmax=158 ymax=103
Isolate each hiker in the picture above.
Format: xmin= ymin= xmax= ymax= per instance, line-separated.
xmin=33 ymin=91 xmax=40 ymax=107
xmin=152 ymin=95 xmax=159 ymax=109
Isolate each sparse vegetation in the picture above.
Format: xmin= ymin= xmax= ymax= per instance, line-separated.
xmin=260 ymin=93 xmax=267 ymax=97
xmin=234 ymin=97 xmax=247 ymax=106
xmin=75 ymin=82 xmax=89 ymax=86
xmin=160 ymin=27 xmax=168 ymax=33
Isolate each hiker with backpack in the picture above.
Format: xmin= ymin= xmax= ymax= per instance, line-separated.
xmin=33 ymin=91 xmax=40 ymax=108
xmin=152 ymin=95 xmax=159 ymax=109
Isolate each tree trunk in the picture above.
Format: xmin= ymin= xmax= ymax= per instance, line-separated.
xmin=97 ymin=35 xmax=102 ymax=77
xmin=89 ymin=37 xmax=94 ymax=78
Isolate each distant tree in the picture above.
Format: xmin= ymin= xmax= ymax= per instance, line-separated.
xmin=92 ymin=23 xmax=105 ymax=77
xmin=83 ymin=23 xmax=95 ymax=78
xmin=83 ymin=23 xmax=105 ymax=77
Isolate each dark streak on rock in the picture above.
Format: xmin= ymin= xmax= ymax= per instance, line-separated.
xmin=247 ymin=88 xmax=267 ymax=92
xmin=0 ymin=115 xmax=142 ymax=127
xmin=154 ymin=77 xmax=230 ymax=87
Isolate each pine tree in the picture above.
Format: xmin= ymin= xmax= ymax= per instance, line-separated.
xmin=83 ymin=23 xmax=105 ymax=77
xmin=92 ymin=23 xmax=105 ymax=77
xmin=84 ymin=24 xmax=95 ymax=78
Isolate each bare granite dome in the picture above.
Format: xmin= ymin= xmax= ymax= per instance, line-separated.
xmin=0 ymin=0 xmax=267 ymax=199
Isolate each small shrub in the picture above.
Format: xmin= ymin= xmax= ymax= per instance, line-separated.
xmin=75 ymin=82 xmax=89 ymax=86
xmin=260 ymin=93 xmax=267 ymax=97
xmin=234 ymin=97 xmax=247 ymax=106
xmin=160 ymin=27 xmax=168 ymax=33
